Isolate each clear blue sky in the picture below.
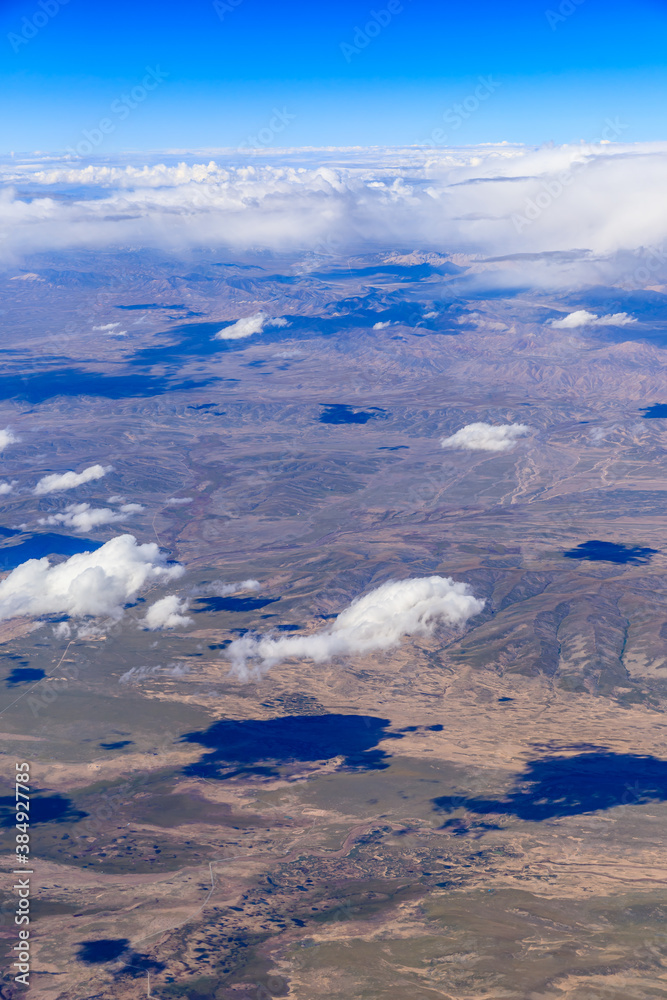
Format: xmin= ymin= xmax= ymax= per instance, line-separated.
xmin=1 ymin=0 xmax=666 ymax=152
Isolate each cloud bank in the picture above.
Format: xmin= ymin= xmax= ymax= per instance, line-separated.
xmin=0 ymin=533 xmax=183 ymax=621
xmin=143 ymin=595 xmax=192 ymax=630
xmin=38 ymin=502 xmax=143 ymax=532
xmin=214 ymin=312 xmax=289 ymax=341
xmin=440 ymin=422 xmax=530 ymax=453
xmin=6 ymin=144 xmax=667 ymax=283
xmin=550 ymin=310 xmax=636 ymax=329
xmin=227 ymin=575 xmax=483 ymax=679
xmin=34 ymin=464 xmax=112 ymax=496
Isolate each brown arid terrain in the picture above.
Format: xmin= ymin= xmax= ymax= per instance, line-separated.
xmin=0 ymin=247 xmax=666 ymax=998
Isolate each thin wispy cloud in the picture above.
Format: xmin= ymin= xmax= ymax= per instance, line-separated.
xmin=0 ymin=429 xmax=18 ymax=450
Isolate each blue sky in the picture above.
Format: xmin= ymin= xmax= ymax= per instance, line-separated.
xmin=2 ymin=0 xmax=666 ymax=152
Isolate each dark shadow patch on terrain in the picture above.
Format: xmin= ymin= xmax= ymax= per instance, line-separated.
xmin=0 ymin=533 xmax=102 ymax=570
xmin=181 ymin=714 xmax=402 ymax=779
xmin=0 ymin=370 xmax=214 ymax=403
xmin=433 ymin=752 xmax=667 ymax=822
xmin=115 ymin=303 xmax=186 ymax=310
xmin=77 ymin=938 xmax=164 ymax=979
xmin=193 ymin=595 xmax=279 ymax=613
xmin=99 ymin=740 xmax=133 ymax=750
xmin=77 ymin=939 xmax=130 ymax=963
xmin=641 ymin=404 xmax=667 ymax=418
xmin=127 ymin=320 xmax=254 ymax=365
xmin=319 ymin=404 xmax=386 ymax=425
xmin=304 ymin=262 xmax=464 ymax=281
xmin=0 ymin=792 xmax=87 ymax=827
xmin=6 ymin=667 xmax=45 ymax=687
xmin=563 ymin=540 xmax=658 ymax=565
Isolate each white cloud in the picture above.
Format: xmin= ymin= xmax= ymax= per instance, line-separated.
xmin=34 ymin=464 xmax=112 ymax=495
xmin=190 ymin=578 xmax=260 ymax=598
xmin=119 ymin=661 xmax=190 ymax=684
xmin=0 ymin=533 xmax=183 ymax=621
xmin=92 ymin=322 xmax=120 ymax=330
xmin=0 ymin=429 xmax=18 ymax=451
xmin=7 ymin=145 xmax=667 ymax=287
xmin=440 ymin=422 xmax=530 ymax=453
xmin=0 ymin=481 xmax=16 ymax=495
xmin=373 ymin=321 xmax=391 ymax=329
xmin=227 ymin=575 xmax=483 ymax=679
xmin=38 ymin=502 xmax=143 ymax=532
xmin=550 ymin=309 xmax=636 ymax=329
xmin=166 ymin=497 xmax=193 ymax=505
xmin=143 ymin=595 xmax=192 ymax=630
xmin=214 ymin=312 xmax=289 ymax=341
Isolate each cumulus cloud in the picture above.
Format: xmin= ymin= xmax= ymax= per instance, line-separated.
xmin=0 ymin=533 xmax=183 ymax=621
xmin=0 ymin=481 xmax=16 ymax=495
xmin=0 ymin=429 xmax=18 ymax=450
xmin=550 ymin=309 xmax=636 ymax=329
xmin=214 ymin=312 xmax=289 ymax=341
xmin=440 ymin=422 xmax=531 ymax=453
xmin=227 ymin=575 xmax=483 ymax=679
xmin=166 ymin=496 xmax=193 ymax=505
xmin=373 ymin=321 xmax=391 ymax=329
xmin=34 ymin=464 xmax=112 ymax=496
xmin=38 ymin=502 xmax=143 ymax=532
xmin=143 ymin=594 xmax=192 ymax=630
